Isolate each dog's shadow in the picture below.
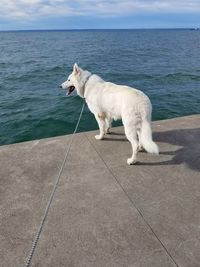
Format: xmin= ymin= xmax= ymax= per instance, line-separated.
xmin=104 ymin=128 xmax=200 ymax=172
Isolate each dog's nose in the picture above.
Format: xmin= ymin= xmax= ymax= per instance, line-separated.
xmin=59 ymin=85 xmax=62 ymax=89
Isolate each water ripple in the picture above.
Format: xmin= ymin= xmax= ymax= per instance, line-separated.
xmin=0 ymin=29 xmax=200 ymax=145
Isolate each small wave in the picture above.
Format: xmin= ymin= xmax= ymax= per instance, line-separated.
xmin=23 ymin=60 xmax=38 ymax=64
xmin=106 ymin=72 xmax=155 ymax=83
xmin=0 ymin=107 xmax=32 ymax=117
xmin=5 ymin=70 xmax=42 ymax=82
xmin=163 ymin=72 xmax=200 ymax=82
xmin=48 ymin=66 xmax=64 ymax=73
xmin=5 ymin=65 xmax=65 ymax=82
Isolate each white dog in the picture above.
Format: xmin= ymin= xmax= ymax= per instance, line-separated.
xmin=60 ymin=63 xmax=159 ymax=165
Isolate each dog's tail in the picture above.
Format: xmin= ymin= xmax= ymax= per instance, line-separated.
xmin=140 ymin=118 xmax=159 ymax=154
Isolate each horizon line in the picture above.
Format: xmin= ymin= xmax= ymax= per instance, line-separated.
xmin=0 ymin=27 xmax=199 ymax=32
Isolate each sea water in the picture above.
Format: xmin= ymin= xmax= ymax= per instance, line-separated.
xmin=0 ymin=29 xmax=200 ymax=145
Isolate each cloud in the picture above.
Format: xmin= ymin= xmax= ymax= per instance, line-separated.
xmin=0 ymin=0 xmax=80 ymax=20
xmin=0 ymin=0 xmax=200 ymax=20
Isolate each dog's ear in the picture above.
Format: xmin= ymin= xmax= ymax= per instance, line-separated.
xmin=73 ymin=63 xmax=80 ymax=75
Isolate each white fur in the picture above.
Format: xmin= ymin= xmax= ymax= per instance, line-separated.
xmin=61 ymin=63 xmax=159 ymax=165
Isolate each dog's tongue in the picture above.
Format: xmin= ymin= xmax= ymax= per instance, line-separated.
xmin=66 ymin=88 xmax=72 ymax=96
xmin=66 ymin=86 xmax=75 ymax=96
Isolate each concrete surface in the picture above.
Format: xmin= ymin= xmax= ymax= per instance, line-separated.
xmin=0 ymin=114 xmax=200 ymax=267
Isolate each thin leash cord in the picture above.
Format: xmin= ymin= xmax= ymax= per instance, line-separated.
xmin=23 ymin=101 xmax=85 ymax=267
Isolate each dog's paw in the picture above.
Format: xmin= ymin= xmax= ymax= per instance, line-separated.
xmin=127 ymin=158 xmax=137 ymax=165
xmin=95 ymin=135 xmax=104 ymax=140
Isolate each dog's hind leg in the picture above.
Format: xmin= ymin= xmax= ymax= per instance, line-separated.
xmin=123 ymin=121 xmax=138 ymax=165
xmin=105 ymin=117 xmax=112 ymax=134
xmin=94 ymin=113 xmax=106 ymax=140
xmin=137 ymin=129 xmax=143 ymax=151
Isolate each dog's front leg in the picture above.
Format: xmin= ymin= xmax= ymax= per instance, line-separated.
xmin=94 ymin=113 xmax=106 ymax=140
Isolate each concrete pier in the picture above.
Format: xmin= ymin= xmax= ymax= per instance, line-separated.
xmin=0 ymin=114 xmax=200 ymax=267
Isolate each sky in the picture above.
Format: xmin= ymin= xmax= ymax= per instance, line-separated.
xmin=0 ymin=0 xmax=200 ymax=30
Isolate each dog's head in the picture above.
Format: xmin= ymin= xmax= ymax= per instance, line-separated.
xmin=60 ymin=63 xmax=91 ymax=98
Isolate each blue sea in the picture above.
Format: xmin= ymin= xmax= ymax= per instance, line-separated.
xmin=0 ymin=29 xmax=200 ymax=145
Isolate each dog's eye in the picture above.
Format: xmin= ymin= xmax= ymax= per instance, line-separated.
xmin=68 ymin=79 xmax=70 ymax=82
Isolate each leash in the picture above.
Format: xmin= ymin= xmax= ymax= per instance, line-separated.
xmin=23 ymin=101 xmax=85 ymax=267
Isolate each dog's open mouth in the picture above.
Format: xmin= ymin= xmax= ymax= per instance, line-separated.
xmin=67 ymin=86 xmax=75 ymax=96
